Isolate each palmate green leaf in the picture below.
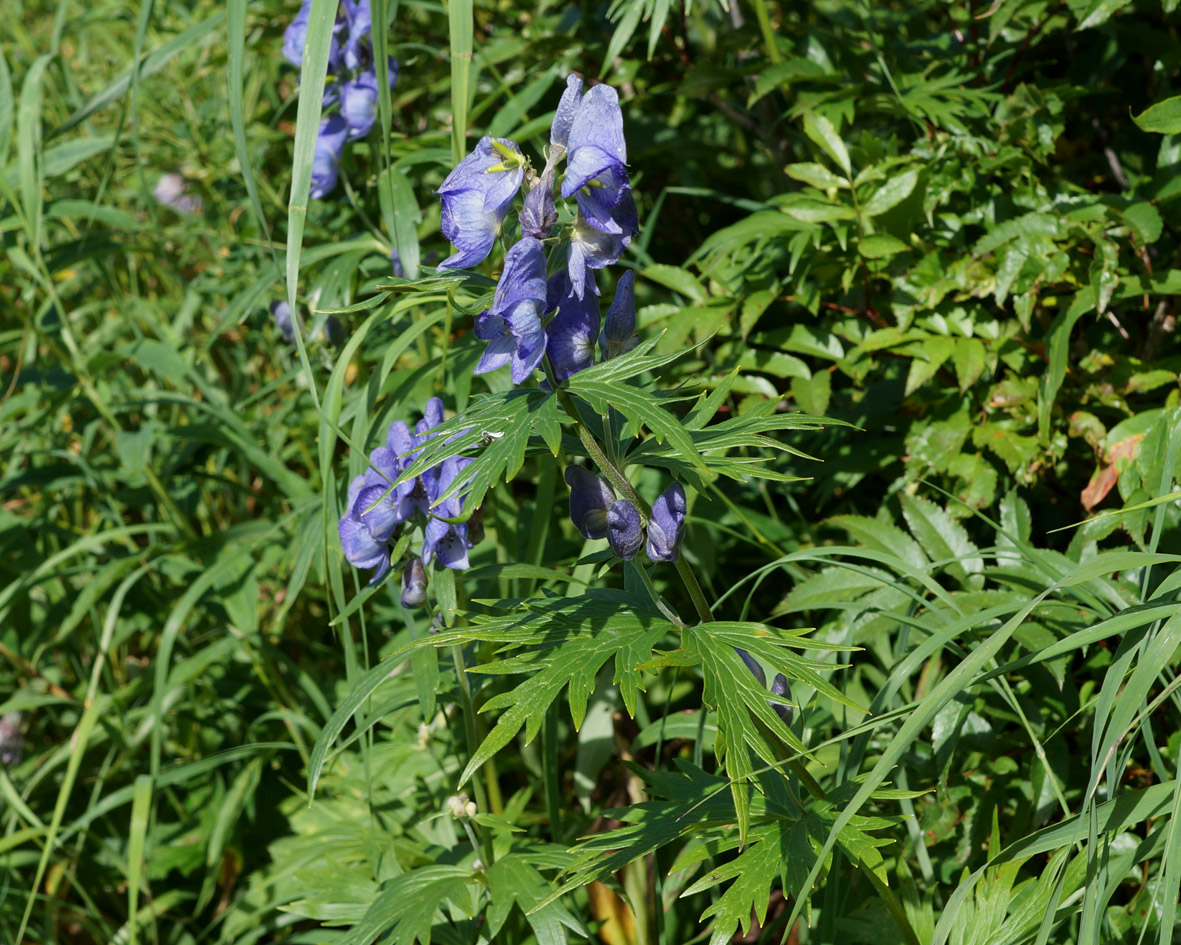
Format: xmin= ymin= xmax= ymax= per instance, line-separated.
xmin=541 ymin=762 xmax=738 ymax=905
xmin=458 ymin=592 xmax=677 ymax=786
xmin=571 ymin=379 xmax=713 ymax=477
xmin=393 ymin=388 xmax=553 ymax=509
xmin=685 ymin=622 xmax=854 ymax=838
xmin=689 ymin=822 xmax=787 ymax=945
xmin=486 ymin=852 xmax=586 ymax=943
xmin=336 ymin=865 xmax=477 ymax=945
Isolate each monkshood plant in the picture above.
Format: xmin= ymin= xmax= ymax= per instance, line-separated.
xmin=315 ymin=73 xmax=923 ymax=945
xmin=283 ymin=0 xmax=398 ymax=197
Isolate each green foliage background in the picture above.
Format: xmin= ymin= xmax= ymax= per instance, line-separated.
xmin=3 ymin=0 xmax=1181 ymax=943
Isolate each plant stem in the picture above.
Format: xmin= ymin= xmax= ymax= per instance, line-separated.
xmin=674 ymin=556 xmax=714 ymax=624
xmin=449 ymin=642 xmax=495 ymax=866
xmin=557 ymin=386 xmax=717 ymax=625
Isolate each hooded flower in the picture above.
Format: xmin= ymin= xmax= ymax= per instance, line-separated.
xmin=340 ymin=0 xmax=371 ymax=70
xmin=646 ymin=482 xmax=686 ymax=562
xmin=545 ymin=269 xmax=600 ymax=383
xmin=310 ymin=115 xmax=349 ymax=199
xmin=423 ymin=457 xmax=473 ymax=569
xmin=607 ymin=499 xmax=643 ymax=560
xmin=271 ymin=301 xmax=298 ymax=344
xmin=339 ymin=474 xmax=393 ymax=582
xmin=473 ymin=237 xmax=548 ymax=384
xmin=550 ymin=74 xmax=583 ymax=151
xmin=567 ymin=213 xmax=631 ymax=300
xmin=561 ymin=83 xmax=639 ymax=239
xmin=565 ymin=465 xmax=615 ymax=540
xmin=283 ymin=0 xmax=312 ymax=67
xmin=601 ymin=270 xmax=638 ymax=360
xmin=340 ymin=70 xmax=378 ymax=139
xmin=438 ymin=136 xmax=525 ymax=270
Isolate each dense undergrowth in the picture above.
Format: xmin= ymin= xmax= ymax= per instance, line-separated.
xmin=3 ymin=0 xmax=1181 ymax=943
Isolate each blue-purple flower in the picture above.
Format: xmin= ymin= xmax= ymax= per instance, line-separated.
xmin=310 ymin=115 xmax=349 ymax=199
xmin=567 ymin=213 xmax=631 ymax=300
xmin=646 ymin=482 xmax=686 ymax=562
xmin=550 ymin=74 xmax=583 ymax=151
xmin=601 ymin=270 xmax=638 ymax=360
xmin=340 ymin=71 xmax=378 ymax=139
xmin=473 ymin=237 xmax=548 ymax=384
xmin=770 ymin=674 xmax=793 ymax=725
xmin=338 ymin=398 xmax=479 ymax=585
xmin=339 ymin=474 xmax=395 ymax=583
xmin=607 ymin=499 xmax=643 ymax=559
xmin=565 ymin=465 xmax=615 ymax=540
xmin=271 ymin=301 xmax=298 ymax=344
xmin=545 ymin=270 xmax=599 ymax=384
xmin=423 ymin=457 xmax=474 ymax=569
xmin=561 ymin=84 xmax=639 ymax=239
xmin=736 ymin=648 xmax=766 ymax=687
xmin=438 ymin=136 xmax=525 ymax=270
xmin=283 ymin=0 xmax=312 ymax=67
xmin=401 ymin=557 xmax=428 ymax=607
xmin=520 ymin=167 xmax=557 ymax=240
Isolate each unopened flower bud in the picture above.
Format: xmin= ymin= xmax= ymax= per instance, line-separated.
xmin=770 ymin=674 xmax=793 ymax=725
xmin=520 ymin=167 xmax=557 ymax=240
xmin=600 ymin=270 xmax=638 ymax=360
xmin=646 ymin=482 xmax=687 ymax=563
xmin=445 ymin=794 xmax=471 ymax=819
xmin=400 ymin=557 xmax=428 ymax=608
xmin=565 ymin=465 xmax=615 ymax=540
xmin=607 ymin=499 xmax=643 ymax=560
xmin=735 ymin=648 xmax=765 ymax=688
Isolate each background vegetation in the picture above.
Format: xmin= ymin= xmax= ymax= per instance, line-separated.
xmin=3 ymin=0 xmax=1181 ymax=942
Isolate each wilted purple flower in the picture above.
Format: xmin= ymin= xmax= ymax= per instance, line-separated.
xmin=601 ymin=270 xmax=638 ymax=360
xmin=520 ymin=167 xmax=557 ymax=240
xmin=437 ymin=136 xmax=525 ymax=270
xmin=391 ymin=248 xmax=406 ymax=278
xmin=550 ymin=74 xmax=583 ymax=151
xmin=565 ymin=465 xmax=615 ymax=540
xmin=646 ymin=482 xmax=686 ymax=563
xmin=340 ymin=71 xmax=378 ymax=139
xmin=401 ymin=556 xmax=428 ymax=607
xmin=735 ymin=648 xmax=766 ymax=687
xmin=473 ymin=237 xmax=548 ymax=384
xmin=423 ymin=457 xmax=473 ymax=569
xmin=270 ymin=301 xmax=298 ymax=344
xmin=607 ymin=499 xmax=643 ymax=559
xmin=770 ymin=674 xmax=793 ymax=725
xmin=310 ymin=115 xmax=349 ymax=199
xmin=339 ymin=474 xmax=394 ymax=582
xmin=0 ymin=712 xmax=22 ymax=767
xmin=545 ymin=270 xmax=599 ymax=384
xmin=153 ymin=173 xmax=202 ymax=214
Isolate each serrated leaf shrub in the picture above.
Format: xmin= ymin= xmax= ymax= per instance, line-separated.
xmin=4 ymin=1 xmax=1181 ymax=944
